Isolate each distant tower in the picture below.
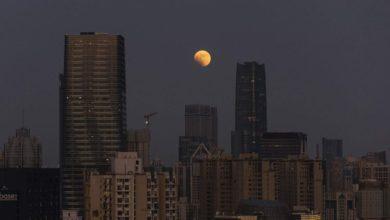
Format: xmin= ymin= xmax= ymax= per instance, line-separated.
xmin=4 ymin=127 xmax=42 ymax=168
xmin=231 ymin=62 xmax=267 ymax=157
xmin=179 ymin=104 xmax=218 ymax=163
xmin=60 ymin=32 xmax=127 ymax=213
xmin=127 ymin=129 xmax=151 ymax=167
xmin=322 ymin=138 xmax=343 ymax=162
xmin=185 ymin=104 xmax=218 ymax=147
xmin=322 ymin=137 xmax=343 ymax=191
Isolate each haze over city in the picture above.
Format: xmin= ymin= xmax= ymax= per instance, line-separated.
xmin=1 ymin=0 xmax=390 ymax=168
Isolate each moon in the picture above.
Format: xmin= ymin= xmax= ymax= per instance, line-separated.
xmin=194 ymin=50 xmax=211 ymax=67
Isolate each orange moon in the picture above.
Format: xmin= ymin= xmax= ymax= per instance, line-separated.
xmin=194 ymin=50 xmax=211 ymax=67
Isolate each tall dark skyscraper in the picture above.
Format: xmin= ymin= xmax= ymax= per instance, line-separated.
xmin=60 ymin=32 xmax=127 ymax=214
xmin=231 ymin=62 xmax=267 ymax=157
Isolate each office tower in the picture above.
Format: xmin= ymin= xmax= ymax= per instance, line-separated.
xmin=127 ymin=128 xmax=151 ymax=167
xmin=179 ymin=105 xmax=218 ymax=163
xmin=256 ymin=132 xmax=307 ymax=159
xmin=324 ymin=191 xmax=356 ymax=220
xmin=0 ymin=168 xmax=60 ymax=219
xmin=231 ymin=62 xmax=267 ymax=157
xmin=84 ymin=152 xmax=177 ymax=220
xmin=3 ymin=127 xmax=42 ymax=168
xmin=60 ymin=32 xmax=127 ymax=214
xmin=185 ymin=104 xmax=218 ymax=146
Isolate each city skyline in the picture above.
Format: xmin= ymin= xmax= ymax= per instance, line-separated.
xmin=2 ymin=1 xmax=390 ymax=167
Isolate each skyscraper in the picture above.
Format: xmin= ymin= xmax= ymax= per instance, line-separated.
xmin=3 ymin=127 xmax=42 ymax=168
xmin=179 ymin=104 xmax=218 ymax=164
xmin=322 ymin=138 xmax=343 ymax=192
xmin=231 ymin=62 xmax=267 ymax=157
xmin=60 ymin=32 xmax=127 ymax=214
xmin=185 ymin=104 xmax=218 ymax=147
xmin=84 ymin=152 xmax=177 ymax=220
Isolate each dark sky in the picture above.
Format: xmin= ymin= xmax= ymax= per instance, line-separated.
xmin=1 ymin=0 xmax=390 ymax=167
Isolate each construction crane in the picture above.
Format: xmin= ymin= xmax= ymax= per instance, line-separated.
xmin=144 ymin=112 xmax=158 ymax=127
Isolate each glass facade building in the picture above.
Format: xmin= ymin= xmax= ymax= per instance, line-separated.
xmin=60 ymin=32 xmax=127 ymax=213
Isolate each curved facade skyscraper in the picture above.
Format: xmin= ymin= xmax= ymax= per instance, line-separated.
xmin=3 ymin=127 xmax=42 ymax=168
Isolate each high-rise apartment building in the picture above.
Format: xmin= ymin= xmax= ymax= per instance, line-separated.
xmin=355 ymin=180 xmax=388 ymax=219
xmin=231 ymin=62 xmax=267 ymax=157
xmin=84 ymin=152 xmax=141 ymax=220
xmin=141 ymin=167 xmax=177 ymax=220
xmin=190 ymin=152 xmax=276 ymax=220
xmin=127 ymin=128 xmax=151 ymax=167
xmin=60 ymin=32 xmax=127 ymax=214
xmin=84 ymin=152 xmax=177 ymax=220
xmin=272 ymin=156 xmax=324 ymax=215
xmin=3 ymin=127 xmax=42 ymax=168
xmin=189 ymin=147 xmax=324 ymax=219
xmin=354 ymin=160 xmax=390 ymax=185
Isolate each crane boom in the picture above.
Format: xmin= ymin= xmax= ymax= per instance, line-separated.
xmin=144 ymin=112 xmax=158 ymax=127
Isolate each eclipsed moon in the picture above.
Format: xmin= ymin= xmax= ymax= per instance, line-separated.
xmin=194 ymin=50 xmax=211 ymax=67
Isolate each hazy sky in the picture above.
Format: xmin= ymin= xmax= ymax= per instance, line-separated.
xmin=1 ymin=0 xmax=390 ymax=167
